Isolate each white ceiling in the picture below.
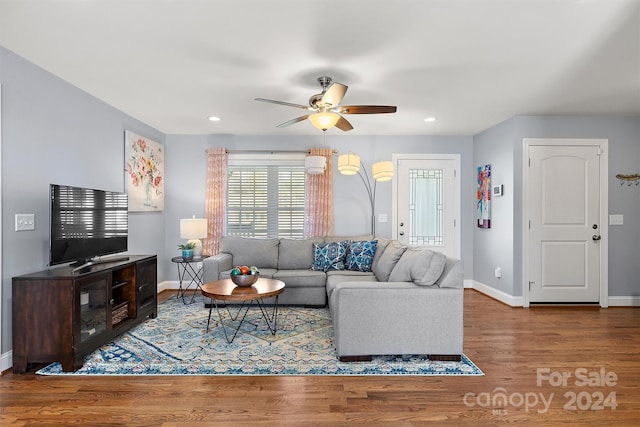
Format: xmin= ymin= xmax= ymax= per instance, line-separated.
xmin=1 ymin=0 xmax=639 ymax=136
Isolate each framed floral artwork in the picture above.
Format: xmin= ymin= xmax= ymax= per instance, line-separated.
xmin=125 ymin=131 xmax=164 ymax=212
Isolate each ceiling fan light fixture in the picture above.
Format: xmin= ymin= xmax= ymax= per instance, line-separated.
xmin=309 ymin=112 xmax=340 ymax=131
xmin=372 ymin=161 xmax=394 ymax=182
xmin=338 ymin=153 xmax=361 ymax=175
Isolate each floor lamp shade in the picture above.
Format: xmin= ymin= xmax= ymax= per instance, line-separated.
xmin=180 ymin=217 xmax=207 ymax=257
xmin=338 ymin=153 xmax=360 ymax=175
xmin=305 ymin=156 xmax=327 ymax=174
xmin=372 ymin=161 xmax=394 ymax=182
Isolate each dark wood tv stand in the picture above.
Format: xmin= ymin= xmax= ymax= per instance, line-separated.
xmin=12 ymin=255 xmax=157 ymax=373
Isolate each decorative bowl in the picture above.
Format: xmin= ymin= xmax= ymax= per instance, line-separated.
xmin=230 ymin=273 xmax=259 ymax=287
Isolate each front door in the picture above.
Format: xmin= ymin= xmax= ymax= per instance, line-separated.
xmin=394 ymin=155 xmax=460 ymax=258
xmin=526 ymin=140 xmax=607 ymax=304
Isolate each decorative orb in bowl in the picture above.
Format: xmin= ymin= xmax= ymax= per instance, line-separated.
xmin=230 ymin=273 xmax=259 ymax=287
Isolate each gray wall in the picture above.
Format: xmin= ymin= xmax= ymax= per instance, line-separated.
xmin=474 ymin=115 xmax=640 ymax=298
xmin=0 ymin=47 xmax=166 ymax=353
xmin=163 ymin=134 xmax=475 ymax=282
xmin=473 ymin=119 xmax=516 ymax=295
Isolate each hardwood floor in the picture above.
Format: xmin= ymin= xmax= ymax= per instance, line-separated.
xmin=1 ymin=289 xmax=638 ymax=426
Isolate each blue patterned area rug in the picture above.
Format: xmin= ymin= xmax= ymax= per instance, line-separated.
xmin=37 ymin=296 xmax=483 ymax=376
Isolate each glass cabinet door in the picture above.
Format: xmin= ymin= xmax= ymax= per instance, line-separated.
xmin=136 ymin=259 xmax=157 ymax=313
xmin=77 ymin=274 xmax=109 ymax=344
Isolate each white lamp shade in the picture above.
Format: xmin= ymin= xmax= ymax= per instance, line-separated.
xmin=305 ymin=156 xmax=327 ymax=174
xmin=308 ymin=112 xmax=340 ymax=131
xmin=180 ymin=217 xmax=208 ymax=239
xmin=372 ymin=161 xmax=394 ymax=182
xmin=337 ymin=153 xmax=361 ymax=175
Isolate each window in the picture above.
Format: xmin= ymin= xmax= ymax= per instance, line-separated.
xmin=227 ymin=154 xmax=306 ymax=238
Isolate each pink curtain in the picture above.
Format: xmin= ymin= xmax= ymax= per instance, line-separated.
xmin=304 ymin=148 xmax=335 ymax=237
xmin=204 ymin=148 xmax=228 ymax=255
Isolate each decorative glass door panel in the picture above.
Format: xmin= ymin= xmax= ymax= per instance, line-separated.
xmin=409 ymin=169 xmax=444 ymax=246
xmin=395 ymin=156 xmax=459 ymax=258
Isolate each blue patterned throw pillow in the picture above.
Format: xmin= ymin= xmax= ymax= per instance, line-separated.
xmin=311 ymin=241 xmax=348 ymax=272
xmin=345 ymin=240 xmax=378 ymax=272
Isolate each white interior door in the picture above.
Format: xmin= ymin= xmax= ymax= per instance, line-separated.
xmin=394 ymin=155 xmax=460 ymax=258
xmin=527 ymin=141 xmax=607 ymax=304
xmin=0 ymin=85 xmax=3 ymax=363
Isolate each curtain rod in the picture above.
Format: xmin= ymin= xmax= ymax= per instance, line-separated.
xmin=223 ymin=149 xmax=338 ymax=154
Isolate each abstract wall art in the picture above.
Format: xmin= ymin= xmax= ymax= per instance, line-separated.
xmin=477 ymin=164 xmax=491 ymax=228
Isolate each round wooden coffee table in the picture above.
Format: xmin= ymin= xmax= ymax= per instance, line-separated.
xmin=201 ymin=278 xmax=285 ymax=344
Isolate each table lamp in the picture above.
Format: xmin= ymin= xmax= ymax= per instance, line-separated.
xmin=180 ymin=215 xmax=208 ymax=257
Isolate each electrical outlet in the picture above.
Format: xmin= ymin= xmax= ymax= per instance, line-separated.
xmin=378 ymin=214 xmax=388 ymax=223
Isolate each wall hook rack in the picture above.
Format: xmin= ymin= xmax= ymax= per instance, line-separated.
xmin=615 ymin=174 xmax=640 ymax=186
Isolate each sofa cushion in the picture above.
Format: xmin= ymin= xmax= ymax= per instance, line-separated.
xmin=326 ymin=272 xmax=377 ymax=299
xmin=372 ymin=240 xmax=407 ymax=281
xmin=272 ymin=269 xmax=327 ymax=288
xmin=278 ymin=238 xmax=323 ymax=270
xmin=345 ymin=240 xmax=378 ymax=272
xmin=220 ymin=237 xmax=280 ymax=269
xmin=388 ymin=248 xmax=447 ymax=286
xmin=371 ymin=238 xmax=391 ymax=273
xmin=311 ymin=241 xmax=348 ymax=272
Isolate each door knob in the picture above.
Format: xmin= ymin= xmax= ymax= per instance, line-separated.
xmin=399 ymin=231 xmax=404 ymax=236
xmin=592 ymin=235 xmax=601 ymax=241
xmin=399 ymin=222 xmax=404 ymax=227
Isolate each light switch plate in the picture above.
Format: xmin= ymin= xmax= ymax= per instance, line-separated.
xmin=15 ymin=214 xmax=35 ymax=231
xmin=609 ymin=214 xmax=624 ymax=225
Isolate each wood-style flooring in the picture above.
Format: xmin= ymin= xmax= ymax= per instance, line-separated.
xmin=1 ymin=289 xmax=639 ymax=426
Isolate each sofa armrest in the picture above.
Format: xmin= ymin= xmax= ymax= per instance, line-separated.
xmin=436 ymin=258 xmax=464 ymax=288
xmin=330 ymin=281 xmax=463 ymax=356
xmin=203 ymin=253 xmax=233 ymax=283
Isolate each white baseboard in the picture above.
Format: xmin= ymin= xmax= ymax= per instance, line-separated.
xmin=466 ymin=280 xmax=525 ymax=307
xmin=466 ymin=281 xmax=639 ymax=307
xmin=1 ymin=350 xmax=12 ymax=373
xmin=158 ymin=280 xmax=180 ymax=293
xmin=608 ymin=296 xmax=640 ymax=307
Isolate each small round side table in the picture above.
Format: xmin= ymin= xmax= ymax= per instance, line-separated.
xmin=171 ymin=255 xmax=209 ymax=304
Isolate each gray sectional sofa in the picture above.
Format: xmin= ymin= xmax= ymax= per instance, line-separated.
xmin=202 ymin=235 xmax=464 ymax=361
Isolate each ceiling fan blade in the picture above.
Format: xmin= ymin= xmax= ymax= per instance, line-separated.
xmin=335 ymin=116 xmax=353 ymax=132
xmin=255 ymin=98 xmax=310 ymax=110
xmin=320 ymin=83 xmax=348 ymax=107
xmin=338 ymin=105 xmax=397 ymax=114
xmin=276 ymin=115 xmax=309 ymax=128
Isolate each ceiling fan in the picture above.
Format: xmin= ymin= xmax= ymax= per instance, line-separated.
xmin=255 ymin=76 xmax=397 ymax=131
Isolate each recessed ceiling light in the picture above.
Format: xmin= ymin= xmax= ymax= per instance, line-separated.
xmin=424 ymin=117 xmax=437 ymax=123
xmin=208 ymin=116 xmax=221 ymax=122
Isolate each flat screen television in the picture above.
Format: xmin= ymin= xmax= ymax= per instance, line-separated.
xmin=49 ymin=184 xmax=128 ymax=268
